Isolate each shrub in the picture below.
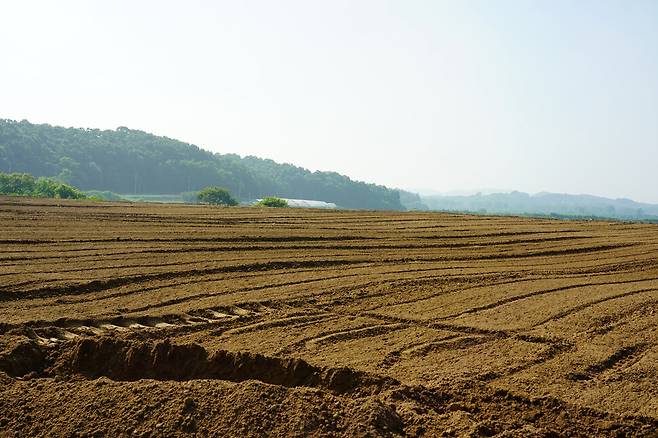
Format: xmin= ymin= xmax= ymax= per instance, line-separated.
xmin=255 ymin=197 xmax=288 ymax=208
xmin=85 ymin=190 xmax=125 ymax=201
xmin=197 ymin=187 xmax=238 ymax=206
xmin=0 ymin=172 xmax=87 ymax=199
xmin=0 ymin=172 xmax=36 ymax=195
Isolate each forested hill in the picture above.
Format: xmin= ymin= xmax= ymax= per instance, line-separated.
xmin=0 ymin=119 xmax=403 ymax=210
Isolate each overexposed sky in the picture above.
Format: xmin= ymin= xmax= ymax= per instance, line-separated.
xmin=2 ymin=1 xmax=657 ymax=202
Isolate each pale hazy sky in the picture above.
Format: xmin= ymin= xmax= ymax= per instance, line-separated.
xmin=2 ymin=1 xmax=657 ymax=202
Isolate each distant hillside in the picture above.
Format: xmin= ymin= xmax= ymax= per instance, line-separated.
xmin=0 ymin=119 xmax=403 ymax=210
xmin=421 ymin=191 xmax=658 ymax=221
xmin=398 ymin=190 xmax=429 ymax=211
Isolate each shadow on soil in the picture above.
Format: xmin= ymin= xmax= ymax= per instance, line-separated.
xmin=1 ymin=337 xmax=398 ymax=397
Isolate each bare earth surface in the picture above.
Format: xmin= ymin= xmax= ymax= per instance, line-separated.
xmin=1 ymin=197 xmax=657 ymax=437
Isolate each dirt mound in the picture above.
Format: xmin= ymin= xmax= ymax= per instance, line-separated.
xmin=2 ymin=337 xmax=657 ymax=437
xmin=43 ymin=338 xmax=396 ymax=396
xmin=0 ymin=338 xmax=47 ymax=377
xmin=0 ymin=377 xmax=404 ymax=437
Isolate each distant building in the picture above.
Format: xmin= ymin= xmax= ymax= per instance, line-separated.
xmin=283 ymin=198 xmax=337 ymax=209
xmin=246 ymin=198 xmax=337 ymax=209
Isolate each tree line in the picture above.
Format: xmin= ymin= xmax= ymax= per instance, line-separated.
xmin=0 ymin=172 xmax=87 ymax=199
xmin=0 ymin=119 xmax=403 ymax=210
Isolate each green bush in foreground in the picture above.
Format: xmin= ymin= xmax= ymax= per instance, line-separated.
xmin=197 ymin=187 xmax=238 ymax=206
xmin=255 ymin=197 xmax=288 ymax=208
xmin=0 ymin=172 xmax=87 ymax=199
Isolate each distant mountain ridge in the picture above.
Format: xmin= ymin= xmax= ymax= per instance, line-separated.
xmin=418 ymin=191 xmax=658 ymax=220
xmin=3 ymin=119 xmax=655 ymax=219
xmin=0 ymin=119 xmax=403 ymax=210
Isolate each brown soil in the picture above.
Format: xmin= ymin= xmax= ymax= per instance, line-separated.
xmin=1 ymin=196 xmax=657 ymax=437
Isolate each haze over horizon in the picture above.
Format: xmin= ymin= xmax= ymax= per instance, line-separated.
xmin=2 ymin=1 xmax=657 ymax=203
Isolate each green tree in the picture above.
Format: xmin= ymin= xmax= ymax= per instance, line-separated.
xmin=197 ymin=187 xmax=238 ymax=206
xmin=0 ymin=172 xmax=35 ymax=195
xmin=255 ymin=197 xmax=288 ymax=208
xmin=0 ymin=171 xmax=86 ymax=199
xmin=33 ymin=177 xmax=86 ymax=199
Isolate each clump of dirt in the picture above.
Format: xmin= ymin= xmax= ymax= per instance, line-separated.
xmin=47 ymin=337 xmax=398 ymax=396
xmin=0 ymin=338 xmax=47 ymax=378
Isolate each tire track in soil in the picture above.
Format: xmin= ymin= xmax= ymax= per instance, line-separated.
xmin=0 ymin=235 xmax=377 ymax=245
xmin=36 ymin=265 xmax=532 ymax=312
xmin=0 ymin=240 xmax=635 ymax=267
xmin=56 ymin=273 xmax=386 ymax=310
xmin=379 ymin=334 xmax=488 ymax=368
xmin=0 ymin=235 xmax=594 ymax=256
xmin=0 ymin=259 xmax=371 ymax=302
xmin=568 ymin=344 xmax=652 ymax=382
xmin=10 ymin=241 xmax=650 ymax=280
xmin=357 ymin=259 xmax=658 ymax=314
xmin=217 ymin=314 xmax=332 ymax=337
xmin=304 ymin=323 xmax=408 ymax=349
xmin=274 ymin=322 xmax=410 ymax=356
xmin=77 ymin=269 xmax=403 ymax=314
xmin=1 ymin=304 xmax=273 ymax=345
xmin=434 ymin=277 xmax=658 ymax=321
xmin=359 ymin=311 xmax=519 ymax=342
xmin=497 ymin=338 xmax=576 ymax=379
xmin=533 ymin=287 xmax=658 ymax=327
xmin=589 ymin=299 xmax=658 ymax=335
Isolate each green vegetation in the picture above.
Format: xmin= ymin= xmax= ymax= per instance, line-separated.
xmin=0 ymin=171 xmax=87 ymax=199
xmin=0 ymin=119 xmax=403 ymax=210
xmin=84 ymin=190 xmax=124 ymax=201
xmin=197 ymin=187 xmax=238 ymax=206
xmin=255 ymin=197 xmax=288 ymax=208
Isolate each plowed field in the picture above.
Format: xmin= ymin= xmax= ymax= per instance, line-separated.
xmin=1 ymin=197 xmax=657 ymax=437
